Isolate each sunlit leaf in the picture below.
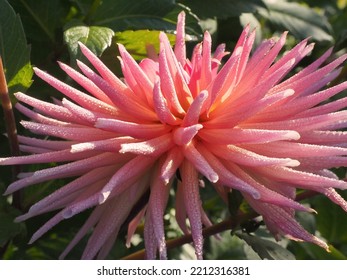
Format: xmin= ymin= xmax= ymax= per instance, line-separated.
xmin=7 ymin=63 xmax=33 ymax=91
xmin=114 ymin=30 xmax=175 ymax=60
xmin=64 ymin=25 xmax=115 ymax=61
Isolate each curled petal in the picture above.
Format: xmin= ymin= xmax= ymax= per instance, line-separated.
xmin=161 ymin=147 xmax=185 ymax=184
xmin=183 ymin=142 xmax=219 ymax=183
xmin=182 ymin=90 xmax=208 ymax=127
xmin=173 ymin=124 xmax=203 ymax=146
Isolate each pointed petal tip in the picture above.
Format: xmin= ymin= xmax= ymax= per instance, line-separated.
xmin=3 ymin=188 xmax=11 ymax=196
xmin=28 ymin=233 xmax=39 ymax=245
xmin=159 ymin=32 xmax=171 ymax=46
xmin=14 ymin=215 xmax=26 ymax=223
xmin=282 ymin=31 xmax=289 ymax=38
xmin=117 ymin=43 xmax=126 ymax=54
xmin=178 ymin=10 xmax=186 ymax=18
xmin=33 ymin=67 xmax=43 ymax=75
xmin=57 ymin=61 xmax=69 ymax=70
xmin=203 ymin=30 xmax=211 ymax=40
xmin=13 ymin=92 xmax=23 ymax=98
xmin=77 ymin=41 xmax=87 ymax=50
xmin=76 ymin=59 xmax=85 ymax=67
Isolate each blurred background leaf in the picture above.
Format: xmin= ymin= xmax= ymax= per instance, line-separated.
xmin=259 ymin=0 xmax=333 ymax=43
xmin=178 ymin=0 xmax=266 ymax=19
xmin=0 ymin=0 xmax=33 ymax=95
xmin=312 ymin=191 xmax=347 ymax=244
xmin=236 ymin=231 xmax=296 ymax=260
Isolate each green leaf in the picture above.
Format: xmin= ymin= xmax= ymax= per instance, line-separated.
xmin=64 ymin=25 xmax=115 ymax=61
xmin=312 ymin=191 xmax=347 ymax=244
xmin=236 ymin=231 xmax=296 ymax=260
xmin=91 ymin=0 xmax=174 ymax=29
xmin=114 ymin=30 xmax=175 ymax=60
xmin=8 ymin=0 xmax=71 ymax=42
xmin=260 ymin=0 xmax=333 ymax=43
xmin=163 ymin=3 xmax=202 ymax=37
xmin=71 ymin=0 xmax=95 ymax=17
xmin=288 ymin=241 xmax=347 ymax=260
xmin=178 ymin=0 xmax=266 ymax=19
xmin=87 ymin=0 xmax=202 ymax=36
xmin=206 ymin=232 xmax=248 ymax=260
xmin=335 ymin=29 xmax=347 ymax=51
xmin=7 ymin=63 xmax=33 ymax=91
xmin=0 ymin=204 xmax=26 ymax=247
xmin=0 ymin=0 xmax=33 ymax=94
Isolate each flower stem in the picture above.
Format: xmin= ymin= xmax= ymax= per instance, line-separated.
xmin=0 ymin=56 xmax=22 ymax=211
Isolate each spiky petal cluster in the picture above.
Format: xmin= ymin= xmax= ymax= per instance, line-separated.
xmin=2 ymin=11 xmax=347 ymax=259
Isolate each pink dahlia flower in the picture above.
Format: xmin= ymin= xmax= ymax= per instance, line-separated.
xmin=2 ymin=11 xmax=347 ymax=259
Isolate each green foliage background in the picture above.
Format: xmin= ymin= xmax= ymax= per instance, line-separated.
xmin=1 ymin=0 xmax=347 ymax=260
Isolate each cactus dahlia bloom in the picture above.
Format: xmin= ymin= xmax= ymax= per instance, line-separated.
xmin=2 ymin=11 xmax=347 ymax=260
